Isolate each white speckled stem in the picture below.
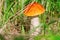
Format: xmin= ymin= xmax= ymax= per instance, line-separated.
xmin=30 ymin=17 xmax=41 ymax=36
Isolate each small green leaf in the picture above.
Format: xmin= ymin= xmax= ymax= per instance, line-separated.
xmin=48 ymin=20 xmax=56 ymax=25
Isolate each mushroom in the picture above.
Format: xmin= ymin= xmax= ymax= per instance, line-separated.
xmin=24 ymin=2 xmax=45 ymax=36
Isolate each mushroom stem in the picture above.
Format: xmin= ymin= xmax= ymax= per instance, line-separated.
xmin=30 ymin=17 xmax=41 ymax=36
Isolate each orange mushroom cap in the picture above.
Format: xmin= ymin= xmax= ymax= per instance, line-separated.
xmin=24 ymin=2 xmax=45 ymax=16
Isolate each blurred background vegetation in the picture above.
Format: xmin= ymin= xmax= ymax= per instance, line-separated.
xmin=0 ymin=0 xmax=60 ymax=40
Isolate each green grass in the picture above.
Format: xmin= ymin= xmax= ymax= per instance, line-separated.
xmin=0 ymin=34 xmax=5 ymax=40
xmin=0 ymin=0 xmax=60 ymax=40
